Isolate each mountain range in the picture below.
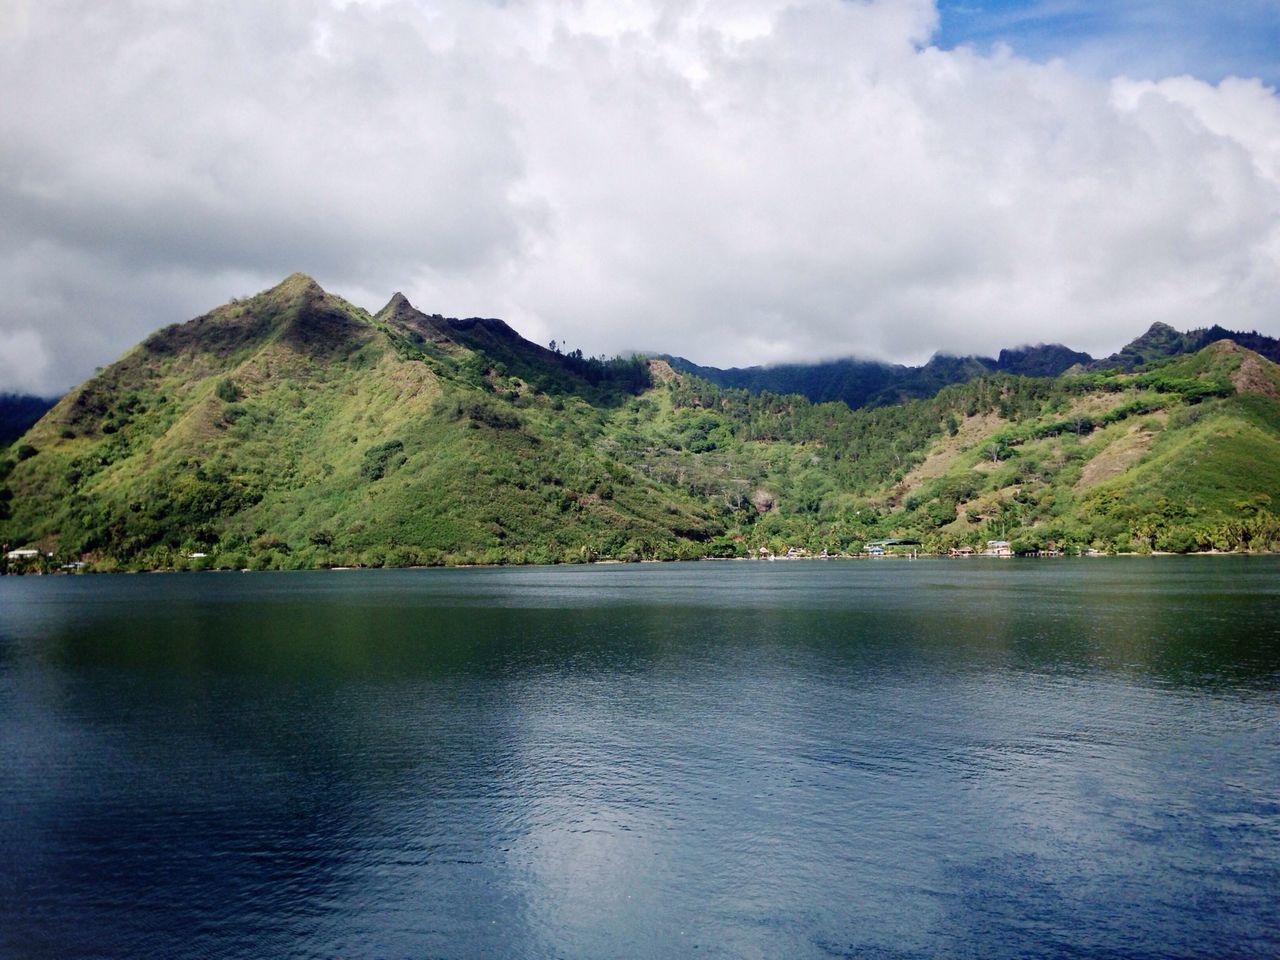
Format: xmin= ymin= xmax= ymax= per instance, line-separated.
xmin=663 ymin=322 xmax=1280 ymax=410
xmin=3 ymin=273 xmax=1279 ymax=569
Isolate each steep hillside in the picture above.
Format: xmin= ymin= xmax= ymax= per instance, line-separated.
xmin=0 ymin=275 xmax=712 ymax=568
xmin=2 ymin=277 xmax=1278 ymax=569
xmin=882 ymin=343 xmax=1280 ymax=554
xmin=612 ymin=346 xmax=1280 ymax=558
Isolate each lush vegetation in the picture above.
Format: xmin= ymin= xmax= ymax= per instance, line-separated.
xmin=1102 ymin=321 xmax=1280 ymax=371
xmin=665 ymin=322 xmax=1278 ymax=412
xmin=3 ymin=275 xmax=1279 ymax=572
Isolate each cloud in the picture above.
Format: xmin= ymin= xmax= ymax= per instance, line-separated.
xmin=2 ymin=0 xmax=1279 ymax=390
xmin=0 ymin=328 xmax=51 ymax=394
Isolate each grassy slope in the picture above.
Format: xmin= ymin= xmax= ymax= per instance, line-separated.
xmin=2 ymin=276 xmax=1278 ymax=568
xmin=857 ymin=342 xmax=1280 ymax=553
xmin=0 ymin=276 xmax=719 ymax=568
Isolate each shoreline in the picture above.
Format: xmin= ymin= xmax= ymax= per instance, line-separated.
xmin=2 ymin=548 xmax=1273 ymax=576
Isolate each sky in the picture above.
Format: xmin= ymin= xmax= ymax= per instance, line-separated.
xmin=2 ymin=0 xmax=1280 ymax=392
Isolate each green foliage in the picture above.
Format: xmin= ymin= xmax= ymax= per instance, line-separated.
xmin=361 ymin=440 xmax=407 ymax=481
xmin=215 ymin=378 xmax=244 ymax=403
xmin=3 ymin=275 xmax=1278 ymax=570
xmin=439 ymin=396 xmax=524 ymax=431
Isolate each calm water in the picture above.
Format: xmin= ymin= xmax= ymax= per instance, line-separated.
xmin=1 ymin=559 xmax=1278 ymax=959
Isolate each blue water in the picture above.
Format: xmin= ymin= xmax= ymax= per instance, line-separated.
xmin=2 ymin=559 xmax=1278 ymax=958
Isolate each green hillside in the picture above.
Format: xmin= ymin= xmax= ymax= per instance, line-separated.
xmin=3 ymin=276 xmax=1278 ymax=570
xmin=664 ymin=323 xmax=1279 ymax=412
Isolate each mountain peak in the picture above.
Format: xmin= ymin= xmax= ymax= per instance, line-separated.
xmin=376 ymin=292 xmax=416 ymax=322
xmin=994 ymin=343 xmax=1093 ymax=377
xmin=1128 ymin=322 xmax=1185 ymax=349
xmin=374 ymin=292 xmax=458 ymax=350
xmin=1096 ymin=321 xmax=1191 ymax=371
xmin=268 ymin=272 xmax=325 ymax=301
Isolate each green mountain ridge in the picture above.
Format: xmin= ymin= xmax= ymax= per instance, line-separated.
xmin=663 ymin=322 xmax=1280 ymax=411
xmin=3 ymin=275 xmax=1279 ymax=570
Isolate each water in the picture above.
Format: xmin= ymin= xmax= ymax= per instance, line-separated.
xmin=1 ymin=558 xmax=1277 ymax=959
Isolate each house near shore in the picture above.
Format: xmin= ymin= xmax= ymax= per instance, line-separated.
xmin=949 ymin=546 xmax=975 ymax=557
xmin=985 ymin=540 xmax=1013 ymax=558
xmin=865 ymin=538 xmax=921 ymax=558
xmin=5 ymin=548 xmax=40 ymax=561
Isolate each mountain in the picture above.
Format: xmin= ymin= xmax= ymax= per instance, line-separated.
xmin=3 ymin=275 xmax=1279 ymax=568
xmin=994 ymin=343 xmax=1094 ymax=377
xmin=1094 ymin=322 xmax=1280 ymax=371
xmin=0 ymin=394 xmax=58 ymax=448
xmin=664 ymin=342 xmax=1094 ymax=410
xmin=1 ymin=274 xmax=707 ymax=567
xmin=662 ymin=354 xmax=907 ymax=408
xmin=667 ymin=326 xmax=1278 ymax=410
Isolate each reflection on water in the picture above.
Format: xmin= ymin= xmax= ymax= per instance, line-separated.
xmin=2 ymin=559 xmax=1278 ymax=959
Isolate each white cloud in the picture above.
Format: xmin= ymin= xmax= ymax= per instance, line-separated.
xmin=0 ymin=328 xmax=51 ymax=395
xmin=1 ymin=0 xmax=1279 ymax=389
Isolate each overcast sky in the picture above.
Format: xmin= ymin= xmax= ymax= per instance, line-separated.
xmin=3 ymin=0 xmax=1280 ymax=392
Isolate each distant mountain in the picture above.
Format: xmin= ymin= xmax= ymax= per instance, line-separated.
xmin=3 ymin=274 xmax=1279 ymax=568
xmin=1095 ymin=322 xmax=1280 ymax=371
xmin=666 ymin=326 xmax=1277 ymax=410
xmin=662 ymin=354 xmax=907 ymax=408
xmin=664 ymin=342 xmax=1091 ymax=410
xmin=0 ymin=394 xmax=58 ymax=448
xmin=994 ymin=344 xmax=1093 ymax=377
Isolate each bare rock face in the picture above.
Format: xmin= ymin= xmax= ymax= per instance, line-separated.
xmin=1233 ymin=354 xmax=1280 ymax=399
xmin=751 ymin=489 xmax=777 ymax=514
xmin=647 ymin=359 xmax=679 ymax=384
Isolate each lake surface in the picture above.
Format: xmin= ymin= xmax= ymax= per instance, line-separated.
xmin=2 ymin=558 xmax=1278 ymax=959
